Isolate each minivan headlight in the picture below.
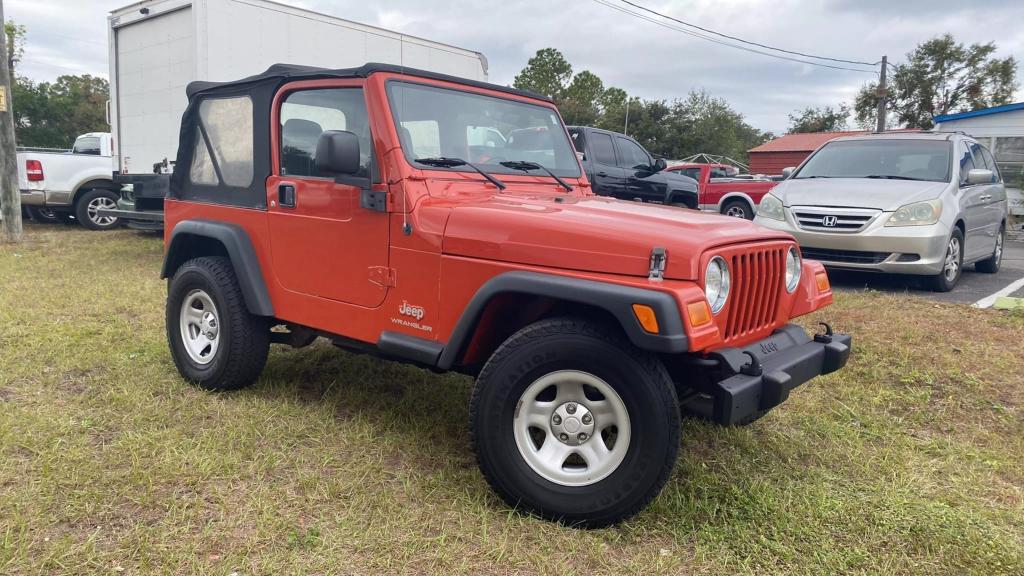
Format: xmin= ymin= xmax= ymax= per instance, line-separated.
xmin=704 ymin=256 xmax=730 ymax=314
xmin=886 ymin=199 xmax=941 ymax=227
xmin=757 ymin=193 xmax=784 ymax=220
xmin=785 ymin=247 xmax=801 ymax=293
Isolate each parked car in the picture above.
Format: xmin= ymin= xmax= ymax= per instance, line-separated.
xmin=665 ymin=163 xmax=779 ymax=220
xmin=17 ymin=132 xmax=121 ymax=230
xmin=567 ymin=126 xmax=699 ymax=208
xmin=160 ymin=62 xmax=850 ymax=527
xmin=754 ymin=132 xmax=1007 ymax=291
xmin=102 ymin=0 xmax=491 ymax=229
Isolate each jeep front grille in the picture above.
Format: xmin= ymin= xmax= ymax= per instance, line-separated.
xmin=723 ymin=246 xmax=786 ymax=342
xmin=792 ymin=206 xmax=880 ymax=233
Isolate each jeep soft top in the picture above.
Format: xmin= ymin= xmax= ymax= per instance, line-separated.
xmin=160 ymin=62 xmax=851 ymax=526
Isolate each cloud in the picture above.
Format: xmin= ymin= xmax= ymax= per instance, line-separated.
xmin=7 ymin=0 xmax=1023 ymax=134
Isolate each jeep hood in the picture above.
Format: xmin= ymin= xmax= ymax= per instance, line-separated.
xmin=441 ymin=193 xmax=792 ymax=280
xmin=775 ymin=177 xmax=949 ymax=211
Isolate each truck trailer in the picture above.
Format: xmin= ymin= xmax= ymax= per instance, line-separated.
xmin=104 ymin=0 xmax=489 ymax=227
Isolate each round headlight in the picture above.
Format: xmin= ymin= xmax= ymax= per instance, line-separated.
xmin=785 ymin=247 xmax=801 ymax=293
xmin=704 ymin=256 xmax=730 ymax=314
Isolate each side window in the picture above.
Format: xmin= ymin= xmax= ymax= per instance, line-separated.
xmin=958 ymin=142 xmax=976 ymax=186
xmin=616 ymin=137 xmax=651 ymax=169
xmin=589 ymin=132 xmax=617 ymax=165
xmin=569 ymin=129 xmax=586 ymax=154
xmin=675 ymin=167 xmax=700 ymax=180
xmin=279 ymin=88 xmax=373 ymax=179
xmin=190 ymin=96 xmax=253 ymax=187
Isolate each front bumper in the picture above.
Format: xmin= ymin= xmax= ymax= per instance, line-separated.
xmin=690 ymin=324 xmax=851 ymax=425
xmin=755 ymin=212 xmax=949 ymax=275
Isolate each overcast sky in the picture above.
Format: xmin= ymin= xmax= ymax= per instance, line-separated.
xmin=7 ymin=0 xmax=1024 ymax=134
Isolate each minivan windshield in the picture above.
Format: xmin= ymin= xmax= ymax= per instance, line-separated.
xmin=795 ymin=139 xmax=952 ymax=182
xmin=386 ymin=81 xmax=581 ymax=178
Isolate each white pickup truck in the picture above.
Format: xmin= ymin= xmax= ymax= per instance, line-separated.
xmin=18 ymin=132 xmax=121 ymax=230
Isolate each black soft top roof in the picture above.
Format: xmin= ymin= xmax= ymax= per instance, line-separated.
xmin=186 ymin=62 xmax=551 ymax=102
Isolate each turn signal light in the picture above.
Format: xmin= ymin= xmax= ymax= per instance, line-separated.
xmin=686 ymin=300 xmax=712 ymax=328
xmin=632 ymin=304 xmax=660 ymax=334
xmin=815 ymin=272 xmax=831 ymax=292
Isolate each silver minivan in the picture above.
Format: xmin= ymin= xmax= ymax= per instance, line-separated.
xmin=754 ymin=132 xmax=1007 ymax=291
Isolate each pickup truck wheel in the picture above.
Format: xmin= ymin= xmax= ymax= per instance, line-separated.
xmin=975 ymin=225 xmax=1004 ymax=273
xmin=166 ymin=256 xmax=269 ymax=391
xmin=721 ymin=199 xmax=753 ymax=220
xmin=26 ymin=206 xmax=60 ymax=224
xmin=470 ymin=318 xmax=680 ymax=527
xmin=927 ymin=228 xmax=964 ymax=292
xmin=75 ymin=189 xmax=121 ymax=230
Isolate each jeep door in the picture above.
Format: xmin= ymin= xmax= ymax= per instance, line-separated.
xmin=267 ymin=80 xmax=389 ymax=308
xmin=585 ymin=130 xmax=628 ymax=198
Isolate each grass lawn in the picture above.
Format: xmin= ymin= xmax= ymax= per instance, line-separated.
xmin=1 ymin=222 xmax=1022 ymax=575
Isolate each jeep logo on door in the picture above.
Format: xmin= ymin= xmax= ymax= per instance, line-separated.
xmin=821 ymin=215 xmax=838 ymax=227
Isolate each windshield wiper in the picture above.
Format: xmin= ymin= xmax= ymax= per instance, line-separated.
xmin=500 ymin=161 xmax=573 ymax=192
xmin=864 ymin=175 xmax=925 ymax=181
xmin=414 ymin=157 xmax=506 ymax=190
xmin=795 ymin=175 xmax=834 ymax=179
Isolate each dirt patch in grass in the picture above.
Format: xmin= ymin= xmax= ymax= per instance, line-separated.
xmin=2 ymin=223 xmax=1022 ymax=575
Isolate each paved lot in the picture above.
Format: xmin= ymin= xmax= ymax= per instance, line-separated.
xmin=827 ymin=239 xmax=1024 ymax=305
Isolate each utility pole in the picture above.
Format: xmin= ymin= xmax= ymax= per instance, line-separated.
xmin=623 ymin=98 xmax=630 ymax=136
xmin=875 ymin=55 xmax=888 ymax=134
xmin=0 ymin=0 xmax=22 ymax=243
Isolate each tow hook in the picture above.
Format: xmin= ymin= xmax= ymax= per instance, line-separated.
xmin=814 ymin=322 xmax=834 ymax=344
xmin=739 ymin=351 xmax=763 ymax=376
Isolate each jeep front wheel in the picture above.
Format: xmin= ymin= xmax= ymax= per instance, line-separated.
xmin=166 ymin=256 xmax=269 ymax=390
xmin=470 ymin=318 xmax=680 ymax=527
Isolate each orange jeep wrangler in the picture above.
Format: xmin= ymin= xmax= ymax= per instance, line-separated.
xmin=161 ymin=63 xmax=851 ymax=526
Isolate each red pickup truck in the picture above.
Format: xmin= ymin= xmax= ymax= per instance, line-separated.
xmin=160 ymin=63 xmax=850 ymax=526
xmin=666 ymin=163 xmax=778 ymax=220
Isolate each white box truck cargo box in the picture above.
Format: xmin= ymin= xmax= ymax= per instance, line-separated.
xmin=108 ymin=0 xmax=488 ymax=176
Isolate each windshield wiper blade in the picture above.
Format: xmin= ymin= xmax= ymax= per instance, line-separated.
xmin=414 ymin=157 xmax=506 ymax=190
xmin=864 ymin=175 xmax=923 ymax=181
xmin=499 ymin=160 xmax=573 ymax=192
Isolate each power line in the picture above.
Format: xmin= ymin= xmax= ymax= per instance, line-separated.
xmin=591 ymin=0 xmax=879 ymax=74
xmin=616 ymin=0 xmax=879 ymax=66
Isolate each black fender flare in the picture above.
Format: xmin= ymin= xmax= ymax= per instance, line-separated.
xmin=665 ymin=187 xmax=699 ymax=209
xmin=161 ymin=220 xmax=274 ymax=316
xmin=435 ymin=271 xmax=687 ymax=369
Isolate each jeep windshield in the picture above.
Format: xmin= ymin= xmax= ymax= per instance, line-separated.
xmin=794 ymin=139 xmax=952 ymax=183
xmin=386 ymin=81 xmax=582 ymax=179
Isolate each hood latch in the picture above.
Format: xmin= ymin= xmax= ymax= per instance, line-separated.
xmin=648 ymin=247 xmax=667 ymax=282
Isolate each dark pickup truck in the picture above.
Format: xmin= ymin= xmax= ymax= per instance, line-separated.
xmin=568 ymin=126 xmax=699 ymax=208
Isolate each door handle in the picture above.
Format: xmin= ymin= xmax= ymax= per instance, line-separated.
xmin=597 ymin=171 xmax=610 ymax=177
xmin=979 ymin=194 xmax=991 ymax=200
xmin=279 ymin=184 xmax=296 ymax=208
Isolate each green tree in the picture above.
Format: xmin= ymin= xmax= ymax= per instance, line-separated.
xmin=512 ymin=48 xmax=573 ymax=101
xmin=560 ymin=70 xmax=604 ymax=126
xmin=855 ymin=34 xmax=1018 ymax=129
xmin=5 ymin=20 xmax=25 ymax=72
xmin=13 ymin=74 xmax=109 ymax=148
xmin=787 ymin=104 xmax=849 ymax=133
xmin=660 ymin=90 xmax=771 ymax=161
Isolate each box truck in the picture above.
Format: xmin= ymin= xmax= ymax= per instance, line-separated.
xmin=104 ymin=0 xmax=489 ymax=227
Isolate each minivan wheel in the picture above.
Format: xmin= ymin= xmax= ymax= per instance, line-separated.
xmin=928 ymin=228 xmax=964 ymax=292
xmin=166 ymin=256 xmax=270 ymax=391
xmin=975 ymin=226 xmax=1004 ymax=274
xmin=470 ymin=317 xmax=680 ymax=527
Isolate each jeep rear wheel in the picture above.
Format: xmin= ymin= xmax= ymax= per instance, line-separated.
xmin=166 ymin=256 xmax=269 ymax=390
xmin=470 ymin=318 xmax=680 ymax=527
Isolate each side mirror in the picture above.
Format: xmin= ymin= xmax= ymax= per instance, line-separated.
xmin=966 ymin=168 xmax=994 ymax=185
xmin=652 ymin=157 xmax=667 ymax=172
xmin=781 ymin=167 xmax=796 ymax=179
xmin=315 ymin=130 xmax=361 ymax=175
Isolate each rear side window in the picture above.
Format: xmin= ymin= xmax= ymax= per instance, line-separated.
xmin=971 ymin=143 xmax=1001 ymax=181
xmin=589 ymin=132 xmax=616 ymax=165
xmin=709 ymin=166 xmax=729 ymax=179
xmin=72 ymin=136 xmax=101 ymax=155
xmin=190 ymin=97 xmax=254 ymax=188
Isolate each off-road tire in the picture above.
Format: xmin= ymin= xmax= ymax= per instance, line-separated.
xmin=74 ymin=188 xmax=121 ymax=231
xmin=166 ymin=256 xmax=269 ymax=391
xmin=927 ymin=227 xmax=964 ymax=292
xmin=975 ymin=225 xmax=1005 ymax=274
xmin=26 ymin=206 xmax=60 ymax=224
xmin=721 ymin=199 xmax=753 ymax=220
xmin=470 ymin=317 xmax=680 ymax=527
